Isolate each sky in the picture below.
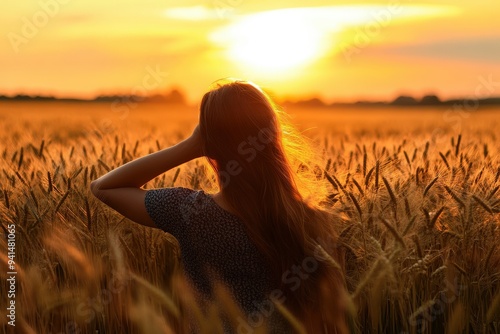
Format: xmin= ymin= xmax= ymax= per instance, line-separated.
xmin=1 ymin=0 xmax=499 ymax=103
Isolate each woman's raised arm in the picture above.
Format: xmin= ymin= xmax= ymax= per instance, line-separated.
xmin=89 ymin=126 xmax=202 ymax=227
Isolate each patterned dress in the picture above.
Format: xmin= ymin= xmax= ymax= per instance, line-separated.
xmin=144 ymin=187 xmax=290 ymax=333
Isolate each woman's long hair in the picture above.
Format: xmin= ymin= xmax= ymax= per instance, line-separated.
xmin=199 ymin=79 xmax=348 ymax=333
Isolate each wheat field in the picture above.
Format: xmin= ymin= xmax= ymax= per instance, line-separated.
xmin=1 ymin=101 xmax=500 ymax=333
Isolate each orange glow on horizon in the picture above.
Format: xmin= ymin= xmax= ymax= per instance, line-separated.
xmin=0 ymin=1 xmax=498 ymax=103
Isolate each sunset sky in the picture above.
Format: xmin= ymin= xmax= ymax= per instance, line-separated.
xmin=1 ymin=0 xmax=499 ymax=103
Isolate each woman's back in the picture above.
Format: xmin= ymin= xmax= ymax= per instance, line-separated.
xmin=145 ymin=187 xmax=289 ymax=332
xmin=91 ymin=79 xmax=347 ymax=333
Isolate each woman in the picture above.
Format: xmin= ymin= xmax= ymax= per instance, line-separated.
xmin=91 ymin=79 xmax=348 ymax=333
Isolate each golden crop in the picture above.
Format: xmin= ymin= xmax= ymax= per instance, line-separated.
xmin=0 ymin=101 xmax=499 ymax=333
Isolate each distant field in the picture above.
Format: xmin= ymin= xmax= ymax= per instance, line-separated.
xmin=1 ymin=101 xmax=499 ymax=333
xmin=1 ymin=101 xmax=498 ymax=146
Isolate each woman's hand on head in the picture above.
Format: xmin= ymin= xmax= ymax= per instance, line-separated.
xmin=186 ymin=124 xmax=203 ymax=158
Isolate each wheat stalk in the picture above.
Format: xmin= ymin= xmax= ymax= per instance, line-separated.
xmin=362 ymin=152 xmax=367 ymax=177
xmin=18 ymin=147 xmax=24 ymax=170
xmin=380 ymin=218 xmax=405 ymax=248
xmin=472 ymin=195 xmax=493 ymax=214
xmin=54 ymin=190 xmax=70 ymax=215
xmin=348 ymin=192 xmax=362 ymax=219
xmin=403 ymin=150 xmax=411 ymax=169
xmin=487 ymin=185 xmax=499 ymax=201
xmin=429 ymin=206 xmax=445 ymax=228
xmin=412 ymin=235 xmax=424 ymax=258
xmin=423 ymin=177 xmax=438 ymax=197
xmin=3 ymin=189 xmax=9 ymax=209
xmin=455 ymin=134 xmax=462 ymax=157
xmin=365 ymin=167 xmax=374 ymax=188
xmin=443 ymin=185 xmax=466 ymax=208
xmin=351 ymin=177 xmax=364 ymax=196
xmin=439 ymin=152 xmax=450 ymax=170
xmin=98 ymin=159 xmax=111 ymax=172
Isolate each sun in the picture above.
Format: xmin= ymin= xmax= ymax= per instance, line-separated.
xmin=210 ymin=6 xmax=460 ymax=76
xmin=211 ymin=10 xmax=326 ymax=74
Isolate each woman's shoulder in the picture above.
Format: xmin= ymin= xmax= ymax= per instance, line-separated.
xmin=145 ymin=186 xmax=196 ymax=202
xmin=145 ymin=187 xmax=212 ymax=209
xmin=144 ymin=187 xmax=213 ymax=230
xmin=145 ymin=187 xmax=241 ymax=221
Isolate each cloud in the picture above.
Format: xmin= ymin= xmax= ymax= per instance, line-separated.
xmin=379 ymin=37 xmax=500 ymax=63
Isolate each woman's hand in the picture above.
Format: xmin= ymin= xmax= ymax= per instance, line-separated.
xmin=89 ymin=124 xmax=206 ymax=228
xmin=185 ymin=124 xmax=203 ymax=159
xmin=91 ymin=124 xmax=204 ymax=192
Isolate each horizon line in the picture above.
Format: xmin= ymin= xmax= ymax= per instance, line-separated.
xmin=1 ymin=92 xmax=500 ymax=108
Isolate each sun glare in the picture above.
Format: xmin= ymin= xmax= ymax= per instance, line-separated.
xmin=211 ymin=10 xmax=328 ymax=74
xmin=216 ymin=15 xmax=324 ymax=73
xmin=210 ymin=5 xmax=459 ymax=76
